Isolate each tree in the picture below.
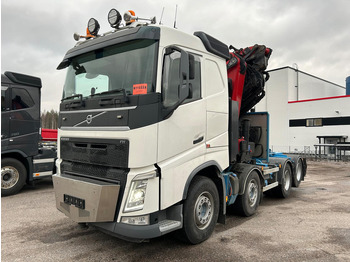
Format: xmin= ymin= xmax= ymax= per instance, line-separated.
xmin=41 ymin=109 xmax=58 ymax=129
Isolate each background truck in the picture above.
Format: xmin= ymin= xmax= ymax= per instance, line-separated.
xmin=1 ymin=71 xmax=57 ymax=196
xmin=53 ymin=9 xmax=307 ymax=244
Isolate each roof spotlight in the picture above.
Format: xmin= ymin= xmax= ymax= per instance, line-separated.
xmin=87 ymin=18 xmax=100 ymax=36
xmin=108 ymin=8 xmax=122 ymax=28
xmin=123 ymin=10 xmax=156 ymax=25
xmin=124 ymin=10 xmax=136 ymax=25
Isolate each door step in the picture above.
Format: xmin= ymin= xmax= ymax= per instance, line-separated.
xmin=159 ymin=220 xmax=182 ymax=233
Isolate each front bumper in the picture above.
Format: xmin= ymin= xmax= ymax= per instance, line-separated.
xmin=53 ymin=174 xmax=120 ymax=223
xmin=93 ymin=204 xmax=183 ymax=242
xmin=53 ymin=173 xmax=183 ymax=241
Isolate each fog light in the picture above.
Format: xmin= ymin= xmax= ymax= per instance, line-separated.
xmin=121 ymin=215 xmax=150 ymax=225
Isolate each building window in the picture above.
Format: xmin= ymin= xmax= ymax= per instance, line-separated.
xmin=314 ymin=118 xmax=323 ymax=126
xmin=306 ymin=118 xmax=323 ymax=127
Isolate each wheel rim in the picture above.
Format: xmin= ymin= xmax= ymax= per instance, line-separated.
xmin=247 ymin=179 xmax=258 ymax=207
xmin=194 ymin=191 xmax=214 ymax=230
xmin=1 ymin=166 xmax=20 ymax=189
xmin=296 ymin=160 xmax=302 ymax=181
xmin=283 ymin=167 xmax=291 ymax=191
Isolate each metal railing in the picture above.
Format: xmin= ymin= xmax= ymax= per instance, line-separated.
xmin=270 ymin=144 xmax=350 ymax=161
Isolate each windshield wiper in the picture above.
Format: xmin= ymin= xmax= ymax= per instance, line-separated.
xmin=92 ymin=88 xmax=129 ymax=103
xmin=91 ymin=88 xmax=125 ymax=96
xmin=61 ymin=94 xmax=83 ymax=102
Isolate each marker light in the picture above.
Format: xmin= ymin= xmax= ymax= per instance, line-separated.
xmin=108 ymin=8 xmax=122 ymax=28
xmin=87 ymin=18 xmax=100 ymax=36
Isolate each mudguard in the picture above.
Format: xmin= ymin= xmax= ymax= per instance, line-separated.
xmin=231 ymin=163 xmax=263 ymax=195
xmin=268 ymin=157 xmax=292 ymax=184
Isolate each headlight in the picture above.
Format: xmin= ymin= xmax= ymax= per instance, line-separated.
xmin=124 ymin=179 xmax=148 ymax=212
xmin=124 ymin=171 xmax=157 ymax=213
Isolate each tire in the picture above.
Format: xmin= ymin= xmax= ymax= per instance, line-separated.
xmin=1 ymin=158 xmax=27 ymax=196
xmin=275 ymin=163 xmax=292 ymax=198
xmin=181 ymin=176 xmax=219 ymax=244
xmin=292 ymin=159 xmax=303 ymax=188
xmin=236 ymin=171 xmax=261 ymax=217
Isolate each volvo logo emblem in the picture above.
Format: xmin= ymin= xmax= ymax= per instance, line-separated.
xmin=86 ymin=114 xmax=93 ymax=124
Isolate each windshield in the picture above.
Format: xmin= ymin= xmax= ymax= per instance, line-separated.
xmin=62 ymin=39 xmax=158 ymax=100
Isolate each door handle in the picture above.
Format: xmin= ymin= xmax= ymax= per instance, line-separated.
xmin=193 ymin=136 xmax=204 ymax=145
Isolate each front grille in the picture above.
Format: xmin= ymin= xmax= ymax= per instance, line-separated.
xmin=61 ymin=160 xmax=128 ymax=183
xmin=60 ymin=138 xmax=129 ymax=168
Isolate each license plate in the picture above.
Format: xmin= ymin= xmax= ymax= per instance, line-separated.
xmin=64 ymin=194 xmax=85 ymax=209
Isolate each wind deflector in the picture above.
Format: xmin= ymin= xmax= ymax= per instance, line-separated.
xmin=194 ymin=31 xmax=230 ymax=60
xmin=4 ymin=71 xmax=42 ymax=88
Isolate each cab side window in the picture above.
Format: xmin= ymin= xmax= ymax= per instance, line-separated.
xmin=162 ymin=50 xmax=201 ymax=107
xmin=1 ymin=86 xmax=8 ymax=112
xmin=11 ymin=88 xmax=35 ymax=110
xmin=188 ymin=55 xmax=201 ymax=103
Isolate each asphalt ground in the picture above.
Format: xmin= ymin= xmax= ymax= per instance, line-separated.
xmin=1 ymin=160 xmax=350 ymax=262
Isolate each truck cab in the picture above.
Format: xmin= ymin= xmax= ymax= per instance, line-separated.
xmin=1 ymin=72 xmax=56 ymax=196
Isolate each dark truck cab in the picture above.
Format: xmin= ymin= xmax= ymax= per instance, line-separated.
xmin=1 ymin=71 xmax=56 ymax=196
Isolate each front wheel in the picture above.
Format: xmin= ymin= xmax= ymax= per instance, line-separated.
xmin=236 ymin=171 xmax=261 ymax=217
xmin=1 ymin=158 xmax=27 ymax=196
xmin=181 ymin=176 xmax=219 ymax=244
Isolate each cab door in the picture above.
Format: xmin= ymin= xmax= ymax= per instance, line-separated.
xmin=157 ymin=48 xmax=206 ymax=209
xmin=158 ymin=49 xmax=205 ymax=162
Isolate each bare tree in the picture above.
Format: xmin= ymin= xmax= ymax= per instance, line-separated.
xmin=41 ymin=110 xmax=58 ymax=129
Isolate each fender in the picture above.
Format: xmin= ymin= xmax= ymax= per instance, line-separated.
xmin=182 ymin=160 xmax=223 ymax=199
xmin=182 ymin=160 xmax=226 ymax=224
xmin=231 ymin=163 xmax=263 ymax=194
xmin=268 ymin=157 xmax=292 ymax=184
xmin=1 ymin=149 xmax=29 ymax=159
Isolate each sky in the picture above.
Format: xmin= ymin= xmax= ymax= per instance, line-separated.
xmin=1 ymin=0 xmax=350 ymax=111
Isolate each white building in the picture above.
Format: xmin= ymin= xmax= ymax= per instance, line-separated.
xmin=255 ymin=66 xmax=350 ymax=155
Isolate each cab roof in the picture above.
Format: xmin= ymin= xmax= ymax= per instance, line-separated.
xmin=1 ymin=71 xmax=42 ymax=88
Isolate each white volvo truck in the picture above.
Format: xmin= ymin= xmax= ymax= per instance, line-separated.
xmin=53 ymin=9 xmax=307 ymax=244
